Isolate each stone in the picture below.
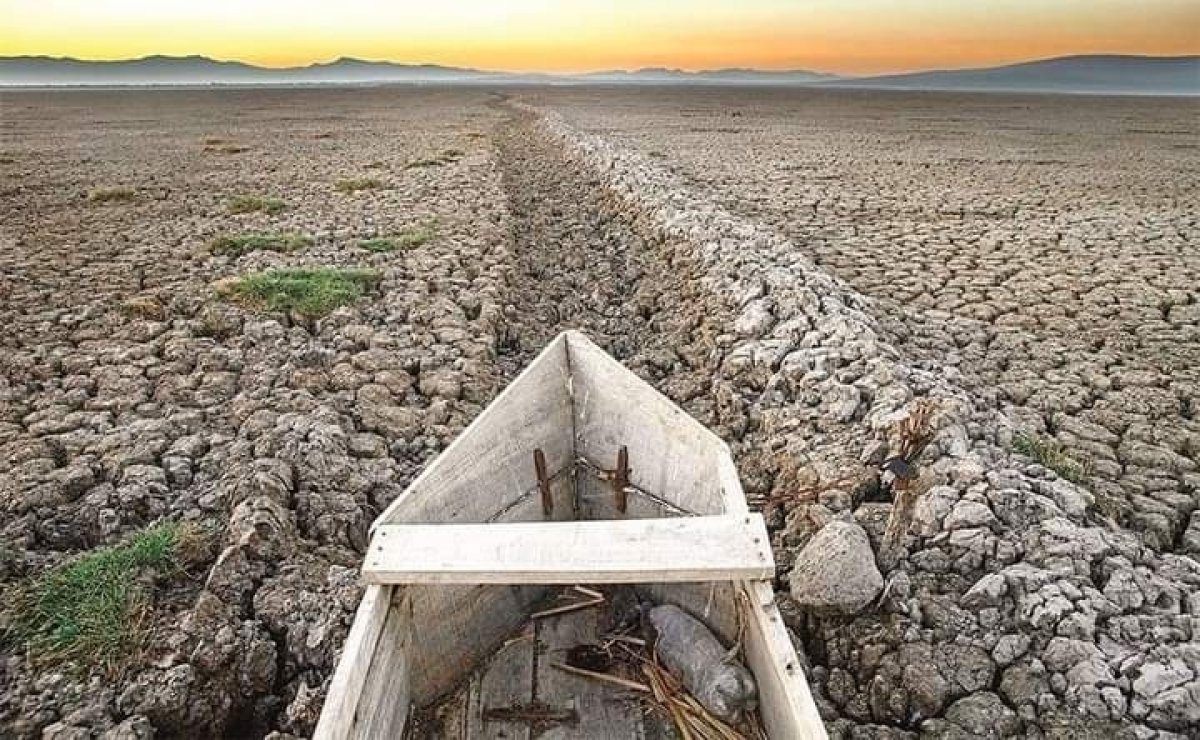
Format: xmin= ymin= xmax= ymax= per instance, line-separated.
xmin=943 ymin=500 xmax=998 ymax=530
xmin=942 ymin=691 xmax=1021 ymax=737
xmin=961 ymin=573 xmax=1008 ymax=609
xmin=992 ymin=634 xmax=1031 ymax=667
xmin=788 ymin=520 xmax=883 ymax=615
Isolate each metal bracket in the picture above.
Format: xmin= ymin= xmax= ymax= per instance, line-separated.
xmin=534 ymin=448 xmax=553 ymax=516
xmin=612 ymin=446 xmax=629 ymax=514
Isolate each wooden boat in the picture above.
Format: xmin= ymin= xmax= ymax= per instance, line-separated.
xmin=315 ymin=331 xmax=826 ymax=739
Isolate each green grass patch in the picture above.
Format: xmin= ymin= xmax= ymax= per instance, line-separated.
xmin=87 ymin=187 xmax=136 ymax=203
xmin=359 ymin=224 xmax=435 ymax=253
xmin=3 ymin=522 xmax=188 ymax=668
xmin=227 ymin=194 xmax=287 ymax=215
xmin=209 ymin=232 xmax=313 ymax=257
xmin=215 ymin=267 xmax=381 ymax=318
xmin=335 ymin=177 xmax=383 ymax=193
xmin=1013 ymin=430 xmax=1089 ymax=483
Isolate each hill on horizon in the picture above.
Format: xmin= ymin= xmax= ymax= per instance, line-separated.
xmin=0 ymin=53 xmax=1196 ymax=94
xmin=828 ymin=54 xmax=1199 ymax=95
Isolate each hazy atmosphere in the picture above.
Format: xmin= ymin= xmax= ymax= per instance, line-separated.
xmin=4 ymin=0 xmax=1199 ymax=73
xmin=2 ymin=2 xmax=1199 ymax=740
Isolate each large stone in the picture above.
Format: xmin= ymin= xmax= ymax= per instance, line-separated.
xmin=788 ymin=520 xmax=882 ymax=615
xmin=943 ymin=692 xmax=1021 ymax=737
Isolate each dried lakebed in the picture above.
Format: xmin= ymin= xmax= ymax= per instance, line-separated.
xmin=1 ymin=88 xmax=1198 ymax=739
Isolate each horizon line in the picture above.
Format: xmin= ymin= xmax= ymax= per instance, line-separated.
xmin=5 ymin=51 xmax=1199 ymax=79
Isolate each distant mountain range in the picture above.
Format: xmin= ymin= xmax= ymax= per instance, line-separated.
xmin=832 ymin=54 xmax=1199 ymax=96
xmin=1 ymin=54 xmax=1196 ymax=95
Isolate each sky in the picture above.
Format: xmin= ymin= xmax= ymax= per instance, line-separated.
xmin=2 ymin=0 xmax=1198 ymax=75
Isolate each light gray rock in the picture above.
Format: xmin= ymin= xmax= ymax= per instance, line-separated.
xmin=788 ymin=520 xmax=883 ymax=615
xmin=943 ymin=500 xmax=998 ymax=530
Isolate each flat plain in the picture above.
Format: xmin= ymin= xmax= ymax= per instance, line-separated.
xmin=2 ymin=86 xmax=1198 ymax=738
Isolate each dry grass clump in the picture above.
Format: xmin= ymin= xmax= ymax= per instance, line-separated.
xmin=204 ymin=140 xmax=250 ymax=154
xmin=227 ymin=195 xmax=287 ymax=215
xmin=87 ymin=187 xmax=136 ymax=204
xmin=215 ymin=267 xmax=381 ymax=318
xmin=359 ymin=224 xmax=435 ymax=253
xmin=335 ymin=177 xmax=384 ymax=193
xmin=406 ymin=149 xmax=464 ymax=169
xmin=209 ymin=232 xmax=313 ymax=257
xmin=1 ymin=522 xmax=199 ymax=670
xmin=121 ymin=295 xmax=166 ymax=321
xmin=879 ymin=399 xmax=941 ymax=571
xmin=1013 ymin=430 xmax=1089 ymax=483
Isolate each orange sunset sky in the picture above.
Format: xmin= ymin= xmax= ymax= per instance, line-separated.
xmin=2 ymin=0 xmax=1197 ymax=75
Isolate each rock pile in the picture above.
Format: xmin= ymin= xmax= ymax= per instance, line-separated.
xmin=527 ymin=99 xmax=1200 ymax=737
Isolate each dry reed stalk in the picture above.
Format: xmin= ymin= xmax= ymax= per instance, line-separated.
xmin=550 ymin=662 xmax=651 ymax=692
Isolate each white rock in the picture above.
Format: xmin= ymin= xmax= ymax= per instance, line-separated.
xmin=788 ymin=520 xmax=882 ymax=615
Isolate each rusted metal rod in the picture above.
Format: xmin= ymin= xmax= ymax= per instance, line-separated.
xmin=534 ymin=448 xmax=553 ymax=516
xmin=613 ymin=446 xmax=629 ymax=514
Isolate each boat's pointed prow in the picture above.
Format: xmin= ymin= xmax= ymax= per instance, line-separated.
xmin=316 ymin=330 xmax=827 ymax=740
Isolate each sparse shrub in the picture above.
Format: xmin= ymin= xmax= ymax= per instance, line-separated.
xmin=215 ymin=267 xmax=381 ymax=318
xmin=205 ymin=142 xmax=249 ymax=154
xmin=0 ymin=156 xmax=15 ymax=165
xmin=121 ymin=295 xmax=165 ymax=321
xmin=1013 ymin=430 xmax=1089 ymax=483
xmin=359 ymin=224 xmax=435 ymax=253
xmin=312 ymin=132 xmax=334 ymax=140
xmin=335 ymin=178 xmax=383 ymax=193
xmin=3 ymin=522 xmax=190 ymax=668
xmin=87 ymin=187 xmax=136 ymax=203
xmin=227 ymin=195 xmax=286 ymax=215
xmin=202 ymin=137 xmax=226 ymax=145
xmin=209 ymin=232 xmax=313 ymax=256
xmin=406 ymin=149 xmax=463 ymax=169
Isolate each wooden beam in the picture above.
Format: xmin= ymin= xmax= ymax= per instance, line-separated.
xmin=312 ymin=585 xmax=394 ymax=740
xmin=362 ymin=515 xmax=774 ymax=585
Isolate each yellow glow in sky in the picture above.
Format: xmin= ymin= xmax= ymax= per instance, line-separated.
xmin=3 ymin=0 xmax=1198 ymax=74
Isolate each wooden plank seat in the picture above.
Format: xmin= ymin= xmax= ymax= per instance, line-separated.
xmin=362 ymin=514 xmax=774 ymax=585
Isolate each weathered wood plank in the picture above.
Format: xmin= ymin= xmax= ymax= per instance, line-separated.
xmin=566 ymin=331 xmax=728 ymax=515
xmin=739 ymin=581 xmax=827 ymax=740
xmin=363 ymin=515 xmax=774 ymax=585
xmin=402 ymin=488 xmax=569 ymax=704
xmin=465 ymin=628 xmax=535 ymax=740
xmin=375 ymin=333 xmax=573 ymax=526
xmin=351 ymin=590 xmax=413 ymax=739
xmin=534 ymin=599 xmax=646 ymax=739
xmin=313 ymin=584 xmax=393 ymax=740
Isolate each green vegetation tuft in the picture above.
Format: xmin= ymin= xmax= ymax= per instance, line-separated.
xmin=209 ymin=232 xmax=313 ymax=257
xmin=227 ymin=195 xmax=287 ymax=215
xmin=215 ymin=267 xmax=381 ymax=318
xmin=335 ymin=177 xmax=383 ymax=193
xmin=359 ymin=224 xmax=435 ymax=253
xmin=87 ymin=187 xmax=136 ymax=204
xmin=3 ymin=522 xmax=187 ymax=668
xmin=1013 ymin=430 xmax=1089 ymax=483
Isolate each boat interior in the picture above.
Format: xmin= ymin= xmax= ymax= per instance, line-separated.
xmin=315 ymin=332 xmax=823 ymax=739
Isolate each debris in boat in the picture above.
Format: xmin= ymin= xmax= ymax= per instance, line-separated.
xmin=530 ymin=585 xmax=606 ymax=619
xmin=566 ymin=643 xmax=613 ymax=672
xmin=648 ymin=604 xmax=758 ymax=722
xmin=551 ymin=661 xmax=652 ymax=692
xmin=483 ymin=702 xmax=579 ymax=728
